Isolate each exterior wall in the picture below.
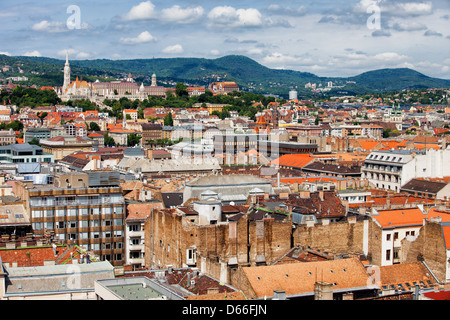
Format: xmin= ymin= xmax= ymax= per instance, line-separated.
xmin=368 ymin=219 xmax=383 ymax=266
xmin=125 ymin=219 xmax=147 ymax=268
xmin=23 ymin=185 xmax=125 ymax=266
xmin=380 ymin=227 xmax=421 ymax=266
xmin=413 ymin=149 xmax=450 ymax=180
xmin=402 ymin=220 xmax=447 ymax=283
xmin=145 ymin=210 xmax=292 ymax=283
xmin=41 ymin=145 xmax=92 ymax=161
xmin=293 ymin=219 xmax=368 ymax=255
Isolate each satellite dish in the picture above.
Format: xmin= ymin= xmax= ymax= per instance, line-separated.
xmin=230 ymin=201 xmax=235 ymax=206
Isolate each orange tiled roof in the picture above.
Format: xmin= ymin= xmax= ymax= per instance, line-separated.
xmin=426 ymin=208 xmax=450 ymax=223
xmin=373 ymin=207 xmax=425 ymax=228
xmin=414 ymin=143 xmax=440 ymax=150
xmin=377 ymin=262 xmax=437 ymax=288
xmin=442 ymin=225 xmax=450 ymax=249
xmin=359 ymin=140 xmax=381 ymax=151
xmin=271 ymin=153 xmax=315 ymax=168
xmin=379 ymin=140 xmax=401 ymax=150
xmin=241 ymin=257 xmax=371 ymax=299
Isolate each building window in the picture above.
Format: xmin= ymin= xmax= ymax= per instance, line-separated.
xmin=129 ymin=224 xmax=140 ymax=232
xmin=130 ymin=238 xmax=140 ymax=245
xmin=386 ymin=234 xmax=391 ymax=241
xmin=386 ymin=249 xmax=391 ymax=261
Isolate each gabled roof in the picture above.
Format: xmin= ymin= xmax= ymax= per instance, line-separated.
xmin=401 ymin=179 xmax=448 ymax=194
xmin=373 ymin=207 xmax=425 ymax=229
xmin=376 ymin=262 xmax=438 ymax=291
xmin=241 ymin=257 xmax=374 ymax=298
xmin=271 ymin=153 xmax=315 ymax=169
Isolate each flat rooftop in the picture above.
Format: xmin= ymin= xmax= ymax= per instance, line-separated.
xmin=107 ymin=283 xmax=164 ymax=300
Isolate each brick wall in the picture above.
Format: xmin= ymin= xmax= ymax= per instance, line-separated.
xmin=145 ymin=209 xmax=292 ymax=283
xmin=401 ymin=220 xmax=447 ymax=283
xmin=293 ymin=219 xmax=367 ymax=255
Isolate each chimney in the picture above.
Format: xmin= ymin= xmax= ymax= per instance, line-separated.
xmin=207 ymin=287 xmax=220 ymax=295
xmin=314 ymin=282 xmax=333 ymax=300
xmin=273 ymin=290 xmax=286 ymax=300
xmin=319 ymin=191 xmax=324 ymax=201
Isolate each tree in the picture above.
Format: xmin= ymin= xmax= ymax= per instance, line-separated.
xmin=29 ymin=138 xmax=41 ymax=146
xmin=38 ymin=112 xmax=48 ymax=125
xmin=164 ymin=112 xmax=174 ymax=126
xmin=6 ymin=120 xmax=23 ymax=132
xmin=104 ymin=133 xmax=116 ymax=147
xmin=175 ymin=83 xmax=189 ymax=100
xmin=89 ymin=122 xmax=100 ymax=132
xmin=127 ymin=133 xmax=141 ymax=147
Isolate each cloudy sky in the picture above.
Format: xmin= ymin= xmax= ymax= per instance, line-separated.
xmin=1 ymin=0 xmax=449 ymax=78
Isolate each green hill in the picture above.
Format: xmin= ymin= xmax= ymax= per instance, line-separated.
xmin=1 ymin=54 xmax=449 ymax=97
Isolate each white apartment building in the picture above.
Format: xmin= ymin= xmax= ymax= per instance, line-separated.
xmin=362 ymin=149 xmax=450 ymax=192
xmin=371 ymin=207 xmax=424 ymax=266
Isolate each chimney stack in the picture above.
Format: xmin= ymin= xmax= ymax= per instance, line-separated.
xmin=314 ymin=282 xmax=333 ymax=300
xmin=273 ymin=290 xmax=286 ymax=300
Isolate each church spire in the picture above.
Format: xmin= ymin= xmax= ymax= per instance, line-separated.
xmin=63 ymin=51 xmax=71 ymax=89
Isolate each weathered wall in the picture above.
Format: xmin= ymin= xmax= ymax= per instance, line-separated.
xmin=402 ymin=220 xmax=447 ymax=283
xmin=145 ymin=210 xmax=293 ymax=283
xmin=292 ymin=219 xmax=367 ymax=255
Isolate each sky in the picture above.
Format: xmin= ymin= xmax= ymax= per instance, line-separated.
xmin=0 ymin=0 xmax=449 ymax=78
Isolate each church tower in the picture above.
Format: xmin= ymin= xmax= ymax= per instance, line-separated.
xmin=151 ymin=73 xmax=157 ymax=87
xmin=63 ymin=52 xmax=71 ymax=90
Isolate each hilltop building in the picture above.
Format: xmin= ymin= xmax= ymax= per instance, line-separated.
xmin=58 ymin=54 xmax=166 ymax=102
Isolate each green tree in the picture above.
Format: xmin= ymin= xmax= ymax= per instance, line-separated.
xmin=164 ymin=112 xmax=174 ymax=126
xmin=6 ymin=120 xmax=23 ymax=132
xmin=127 ymin=133 xmax=141 ymax=146
xmin=89 ymin=122 xmax=100 ymax=131
xmin=175 ymin=83 xmax=189 ymax=100
xmin=38 ymin=112 xmax=48 ymax=125
xmin=29 ymin=138 xmax=40 ymax=146
xmin=104 ymin=133 xmax=116 ymax=147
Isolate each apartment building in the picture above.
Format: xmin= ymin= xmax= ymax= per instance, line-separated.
xmin=14 ymin=171 xmax=126 ymax=266
xmin=362 ymin=149 xmax=450 ymax=192
xmin=0 ymin=143 xmax=54 ymax=164
xmin=371 ymin=207 xmax=425 ymax=266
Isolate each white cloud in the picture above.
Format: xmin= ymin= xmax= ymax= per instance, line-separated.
xmin=31 ymin=20 xmax=66 ymax=33
xmin=207 ymin=6 xmax=263 ymax=28
xmin=162 ymin=44 xmax=184 ymax=54
xmin=374 ymin=52 xmax=409 ymax=62
xmin=122 ymin=1 xmax=156 ymax=21
xmin=58 ymin=49 xmax=78 ymax=57
xmin=395 ymin=2 xmax=433 ymax=16
xmin=160 ymin=5 xmax=204 ymax=24
xmin=210 ymin=49 xmax=221 ymax=56
xmin=390 ymin=21 xmax=427 ymax=31
xmin=267 ymin=4 xmax=307 ymax=16
xmin=262 ymin=52 xmax=300 ymax=64
xmin=23 ymin=50 xmax=42 ymax=57
xmin=354 ymin=0 xmax=433 ymax=17
xmin=75 ymin=52 xmax=91 ymax=59
xmin=57 ymin=49 xmax=91 ymax=59
xmin=0 ymin=52 xmax=11 ymax=56
xmin=120 ymin=31 xmax=156 ymax=44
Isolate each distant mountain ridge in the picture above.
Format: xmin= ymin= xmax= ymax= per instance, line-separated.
xmin=1 ymin=54 xmax=449 ymax=97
